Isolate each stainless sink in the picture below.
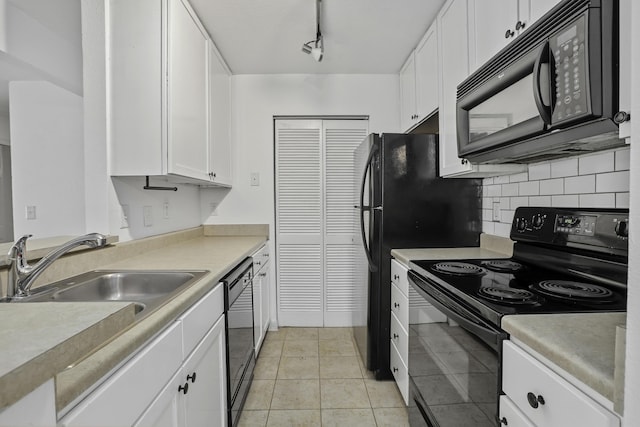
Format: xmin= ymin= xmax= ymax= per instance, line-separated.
xmin=11 ymin=270 xmax=209 ymax=319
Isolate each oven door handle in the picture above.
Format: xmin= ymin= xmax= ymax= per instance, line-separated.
xmin=408 ymin=271 xmax=506 ymax=351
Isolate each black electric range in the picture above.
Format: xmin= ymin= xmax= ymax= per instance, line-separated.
xmin=409 ymin=207 xmax=629 ymax=328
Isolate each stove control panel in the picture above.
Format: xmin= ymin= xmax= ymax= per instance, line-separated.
xmin=555 ymin=214 xmax=596 ymax=236
xmin=511 ymin=207 xmax=629 ymax=255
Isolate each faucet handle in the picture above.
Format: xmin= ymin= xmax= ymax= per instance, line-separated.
xmin=8 ymin=234 xmax=33 ymax=259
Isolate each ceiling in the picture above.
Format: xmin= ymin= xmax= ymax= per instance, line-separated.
xmin=188 ymin=0 xmax=445 ymax=74
xmin=0 ymin=0 xmax=444 ymax=117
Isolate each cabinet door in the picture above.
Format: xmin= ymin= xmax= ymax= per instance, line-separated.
xmin=133 ymin=372 xmax=184 ymax=427
xmin=528 ymin=0 xmax=563 ymax=26
xmin=167 ymin=0 xmax=209 ymax=181
xmin=415 ymin=24 xmax=438 ymax=121
xmin=182 ymin=315 xmax=227 ymax=427
xmin=399 ymin=53 xmax=417 ymax=132
xmin=438 ymin=0 xmax=473 ymax=176
xmin=253 ymin=270 xmax=264 ymax=353
xmin=471 ymin=0 xmax=518 ymax=70
xmin=499 ymin=395 xmax=535 ymax=427
xmin=208 ymin=40 xmax=233 ymax=186
xmin=260 ymin=262 xmax=271 ymax=339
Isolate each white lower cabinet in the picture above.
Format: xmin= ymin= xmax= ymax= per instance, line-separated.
xmin=0 ymin=379 xmax=56 ymax=427
xmin=501 ymin=340 xmax=620 ymax=427
xmin=499 ymin=395 xmax=535 ymax=427
xmin=252 ymin=244 xmax=271 ymax=354
xmin=134 ymin=315 xmax=226 ymax=427
xmin=60 ymin=286 xmax=226 ymax=427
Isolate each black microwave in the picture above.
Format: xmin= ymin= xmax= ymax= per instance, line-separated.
xmin=456 ymin=0 xmax=625 ymax=164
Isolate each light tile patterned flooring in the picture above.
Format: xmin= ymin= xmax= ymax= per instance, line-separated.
xmin=239 ymin=327 xmax=410 ymax=427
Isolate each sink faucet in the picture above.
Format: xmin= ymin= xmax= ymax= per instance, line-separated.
xmin=6 ymin=233 xmax=108 ymax=299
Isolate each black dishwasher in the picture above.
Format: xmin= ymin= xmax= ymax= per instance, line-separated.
xmin=222 ymin=257 xmax=254 ymax=427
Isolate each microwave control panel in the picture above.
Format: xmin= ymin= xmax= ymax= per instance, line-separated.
xmin=550 ymin=14 xmax=590 ymax=125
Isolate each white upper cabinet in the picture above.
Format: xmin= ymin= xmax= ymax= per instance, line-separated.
xmin=437 ymin=0 xmax=473 ymax=176
xmin=399 ymin=53 xmax=417 ymax=132
xmin=208 ymin=41 xmax=233 ymax=186
xmin=415 ymin=24 xmax=439 ymax=125
xmin=399 ymin=23 xmax=439 ymax=132
xmin=167 ymin=0 xmax=209 ymax=182
xmin=471 ymin=0 xmax=563 ymax=72
xmin=109 ymin=0 xmax=232 ymax=186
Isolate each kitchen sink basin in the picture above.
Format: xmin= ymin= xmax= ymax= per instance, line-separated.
xmin=8 ymin=270 xmax=209 ymax=319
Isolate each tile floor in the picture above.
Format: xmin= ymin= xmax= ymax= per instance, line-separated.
xmin=238 ymin=327 xmax=410 ymax=427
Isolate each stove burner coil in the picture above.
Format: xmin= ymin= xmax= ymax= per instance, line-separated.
xmin=478 ymin=286 xmax=538 ymax=305
xmin=482 ymin=260 xmax=523 ymax=273
xmin=431 ymin=262 xmax=486 ymax=276
xmin=534 ymin=280 xmax=613 ymax=301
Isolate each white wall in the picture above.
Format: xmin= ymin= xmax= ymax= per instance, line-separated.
xmin=482 ymin=147 xmax=631 ymax=238
xmin=200 ymin=74 xmax=400 ymax=328
xmin=9 ymin=81 xmax=86 ymax=238
xmin=201 ymin=73 xmax=400 ymax=226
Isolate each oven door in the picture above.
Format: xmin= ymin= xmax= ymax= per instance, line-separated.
xmin=407 ymin=271 xmax=507 ymax=427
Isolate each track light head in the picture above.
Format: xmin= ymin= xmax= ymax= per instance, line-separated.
xmin=301 ymin=43 xmax=312 ymax=54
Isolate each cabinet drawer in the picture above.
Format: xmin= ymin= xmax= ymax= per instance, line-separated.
xmin=390 ymin=340 xmax=409 ymax=405
xmin=499 ymin=395 xmax=535 ymax=427
xmin=391 ymin=283 xmax=408 ymax=331
xmin=252 ymin=244 xmax=270 ymax=273
xmin=391 ymin=259 xmax=409 ymax=296
xmin=502 ymin=341 xmax=620 ymax=427
xmin=60 ymin=322 xmax=183 ymax=427
xmin=390 ymin=311 xmax=408 ymax=366
xmin=180 ymin=283 xmax=224 ymax=358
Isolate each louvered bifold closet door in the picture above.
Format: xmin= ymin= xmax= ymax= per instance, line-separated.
xmin=323 ymin=120 xmax=369 ymax=326
xmin=275 ymin=120 xmax=324 ymax=326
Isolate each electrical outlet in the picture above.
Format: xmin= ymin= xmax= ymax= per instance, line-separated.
xmin=492 ymin=201 xmax=500 ymax=222
xmin=250 ymin=173 xmax=260 ymax=186
xmin=121 ymin=204 xmax=130 ymax=229
xmin=143 ymin=206 xmax=153 ymax=227
xmin=25 ymin=205 xmax=37 ymax=220
xmin=163 ymin=202 xmax=170 ymax=219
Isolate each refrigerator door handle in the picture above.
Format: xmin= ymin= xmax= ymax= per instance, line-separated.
xmin=359 ymin=145 xmax=378 ymax=272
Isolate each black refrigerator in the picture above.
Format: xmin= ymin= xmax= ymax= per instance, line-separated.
xmin=352 ymin=133 xmax=482 ymax=380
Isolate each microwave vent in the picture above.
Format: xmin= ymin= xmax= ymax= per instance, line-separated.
xmin=458 ymin=0 xmax=591 ymax=99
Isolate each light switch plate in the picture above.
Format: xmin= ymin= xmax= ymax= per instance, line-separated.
xmin=492 ymin=201 xmax=500 ymax=222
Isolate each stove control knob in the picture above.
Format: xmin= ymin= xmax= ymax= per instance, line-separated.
xmin=615 ymin=220 xmax=629 ymax=238
xmin=532 ymin=214 xmax=545 ymax=229
xmin=515 ymin=217 xmax=528 ymax=232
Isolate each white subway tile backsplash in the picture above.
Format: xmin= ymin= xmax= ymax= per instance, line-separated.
xmin=539 ymin=178 xmax=564 ymax=195
xmin=482 ymin=148 xmax=623 ymax=235
xmin=486 ymin=184 xmax=501 ymax=197
xmin=519 ymin=181 xmax=540 ymax=196
xmin=509 ymin=172 xmax=529 ymax=183
xmin=483 ymin=221 xmax=495 ymax=234
xmin=578 ymin=151 xmax=614 ymax=175
xmin=552 ymin=194 xmax=579 ymax=207
xmin=528 ymin=163 xmax=551 ymax=180
xmin=493 ymin=175 xmax=510 ymax=184
xmin=502 ymin=183 xmax=519 ymax=197
xmin=551 ymin=158 xmax=578 ymax=178
xmin=616 ymin=193 xmax=630 ymax=209
xmin=579 ymin=193 xmax=616 ymax=208
xmin=615 ymin=148 xmax=630 ymax=171
xmin=529 ymin=196 xmax=552 ymax=206
xmin=564 ymin=175 xmax=595 ymax=194
xmin=501 ymin=210 xmax=515 ymax=224
xmin=500 ymin=197 xmax=510 ymax=210
xmin=596 ymin=171 xmax=630 ymax=193
xmin=494 ymin=222 xmax=513 ymax=238
xmin=510 ymin=197 xmax=529 ymax=210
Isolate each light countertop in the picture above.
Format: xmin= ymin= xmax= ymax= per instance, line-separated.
xmin=503 ymin=313 xmax=626 ymax=408
xmin=0 ymin=232 xmax=266 ymax=412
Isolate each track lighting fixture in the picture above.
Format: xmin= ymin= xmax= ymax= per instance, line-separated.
xmin=301 ymin=0 xmax=323 ymax=62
